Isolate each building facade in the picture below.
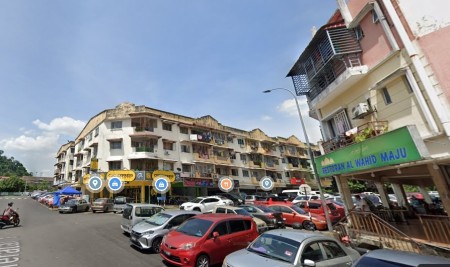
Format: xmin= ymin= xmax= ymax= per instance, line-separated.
xmin=288 ymin=0 xmax=450 ymax=214
xmin=54 ymin=102 xmax=322 ymax=203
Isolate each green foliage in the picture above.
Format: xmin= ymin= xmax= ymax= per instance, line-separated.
xmin=0 ymin=150 xmax=31 ymax=177
xmin=403 ymin=185 xmax=420 ymax=193
xmin=0 ymin=176 xmax=25 ymax=192
xmin=347 ymin=180 xmax=367 ymax=192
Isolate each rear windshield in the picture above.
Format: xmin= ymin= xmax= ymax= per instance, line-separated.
xmin=122 ymin=204 xmax=133 ymax=218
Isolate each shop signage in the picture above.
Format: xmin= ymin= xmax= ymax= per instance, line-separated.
xmin=83 ymin=173 xmax=106 ymax=184
xmin=135 ymin=171 xmax=146 ymax=181
xmin=183 ymin=177 xmax=214 ymax=188
xmin=315 ymin=126 xmax=427 ymax=177
xmin=290 ymin=177 xmax=305 ymax=185
xmin=106 ymin=170 xmax=135 ymax=182
xmin=90 ymin=158 xmax=98 ymax=171
xmin=152 ymin=170 xmax=176 ymax=182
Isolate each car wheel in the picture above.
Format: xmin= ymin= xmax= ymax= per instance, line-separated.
xmin=193 ymin=207 xmax=201 ymax=212
xmin=104 ymin=207 xmax=109 ymax=213
xmin=92 ymin=210 xmax=96 ymax=213
xmin=195 ymin=254 xmax=209 ymax=267
xmin=14 ymin=218 xmax=20 ymax=227
xmin=72 ymin=207 xmax=76 ymax=213
xmin=85 ymin=207 xmax=89 ymax=212
xmin=302 ymin=220 xmax=316 ymax=231
xmin=151 ymin=237 xmax=162 ymax=253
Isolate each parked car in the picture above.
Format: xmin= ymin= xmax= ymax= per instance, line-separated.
xmin=295 ymin=200 xmax=342 ymax=223
xmin=113 ymin=196 xmax=134 ymax=214
xmin=239 ymin=204 xmax=285 ymax=229
xmin=223 ymin=229 xmax=361 ymax=267
xmin=130 ymin=210 xmax=199 ymax=252
xmin=212 ymin=205 xmax=268 ymax=233
xmin=179 ymin=196 xmax=232 ymax=213
xmin=58 ymin=199 xmax=90 ymax=213
xmin=267 ymin=203 xmax=328 ymax=230
xmin=292 ymin=194 xmax=321 ymax=204
xmin=121 ymin=203 xmax=164 ymax=234
xmin=159 ymin=213 xmax=259 ymax=267
xmin=91 ymin=198 xmax=114 ymax=213
xmin=351 ymin=249 xmax=450 ymax=267
xmin=216 ymin=192 xmax=244 ymax=205
xmin=244 ymin=194 xmax=257 ymax=205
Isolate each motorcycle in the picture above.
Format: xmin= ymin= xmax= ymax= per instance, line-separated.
xmin=0 ymin=209 xmax=20 ymax=229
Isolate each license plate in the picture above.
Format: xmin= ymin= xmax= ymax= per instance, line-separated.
xmin=131 ymin=236 xmax=137 ymax=241
xmin=163 ymin=250 xmax=171 ymax=256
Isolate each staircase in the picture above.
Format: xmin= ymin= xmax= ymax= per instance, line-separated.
xmin=333 ymin=211 xmax=450 ymax=257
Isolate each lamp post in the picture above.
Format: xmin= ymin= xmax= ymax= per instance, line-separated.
xmin=263 ymin=88 xmax=333 ymax=230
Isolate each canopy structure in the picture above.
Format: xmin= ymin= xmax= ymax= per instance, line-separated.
xmin=53 ymin=186 xmax=82 ymax=207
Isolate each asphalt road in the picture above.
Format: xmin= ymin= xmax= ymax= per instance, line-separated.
xmin=0 ymin=197 xmax=169 ymax=267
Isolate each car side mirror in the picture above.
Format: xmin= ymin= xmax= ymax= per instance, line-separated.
xmin=303 ymin=259 xmax=316 ymax=267
xmin=213 ymin=232 xmax=219 ymax=239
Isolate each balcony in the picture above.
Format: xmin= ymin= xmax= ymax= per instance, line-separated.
xmin=134 ymin=146 xmax=156 ymax=153
xmin=287 ymin=23 xmax=365 ymax=102
xmin=193 ymin=153 xmax=214 ymax=163
xmin=321 ymin=121 xmax=389 ymax=153
xmin=249 ymin=161 xmax=262 ymax=169
xmin=214 ymin=155 xmax=231 ymax=165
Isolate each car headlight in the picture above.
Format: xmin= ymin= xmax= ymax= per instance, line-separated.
xmin=162 ymin=235 xmax=167 ymax=243
xmin=180 ymin=242 xmax=196 ymax=250
xmin=143 ymin=230 xmax=154 ymax=235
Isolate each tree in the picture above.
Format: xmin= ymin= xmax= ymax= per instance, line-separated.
xmin=0 ymin=150 xmax=30 ymax=177
xmin=0 ymin=176 xmax=25 ymax=192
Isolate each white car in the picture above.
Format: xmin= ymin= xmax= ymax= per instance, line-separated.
xmin=179 ymin=196 xmax=233 ymax=213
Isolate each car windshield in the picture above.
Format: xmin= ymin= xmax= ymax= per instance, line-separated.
xmin=255 ymin=205 xmax=274 ymax=213
xmin=144 ymin=212 xmax=171 ymax=226
xmin=66 ymin=199 xmax=79 ymax=205
xmin=248 ymin=233 xmax=300 ymax=264
xmin=295 ymin=195 xmax=308 ymax=201
xmin=190 ymin=197 xmax=204 ymax=203
xmin=290 ymin=205 xmax=307 ymax=215
xmin=235 ymin=209 xmax=251 ymax=216
xmin=176 ymin=218 xmax=213 ymax=237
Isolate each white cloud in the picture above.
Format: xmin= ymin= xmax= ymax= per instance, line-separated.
xmin=0 ymin=116 xmax=86 ymax=176
xmin=277 ymin=98 xmax=309 ymax=117
xmin=261 ymin=115 xmax=272 ymax=121
xmin=33 ymin=116 xmax=85 ymax=136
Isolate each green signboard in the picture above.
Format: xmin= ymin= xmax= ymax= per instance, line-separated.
xmin=315 ymin=126 xmax=425 ymax=178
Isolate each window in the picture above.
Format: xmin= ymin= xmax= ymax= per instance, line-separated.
xmin=215 ymin=207 xmax=226 ymax=213
xmin=163 ymin=142 xmax=173 ymax=150
xmin=372 ymin=10 xmax=379 ymax=23
xmin=211 ymin=222 xmax=229 ymax=236
xmin=382 ymin=87 xmax=392 ymax=105
xmin=242 ymin=170 xmax=249 ymax=177
xmin=403 ymin=76 xmax=413 ymax=94
xmin=229 ymin=220 xmax=246 ymax=233
xmin=182 ymin=164 xmax=191 ymax=173
xmin=94 ymin=127 xmax=99 ymax=136
xmin=325 ymin=109 xmax=352 ymax=140
xmin=181 ymin=145 xmax=190 ymax=153
xmin=179 ymin=126 xmax=188 ymax=134
xmin=110 ymin=141 xmax=122 ymax=149
xmin=354 ymin=26 xmax=364 ymax=40
xmin=240 ymin=154 xmax=247 ymax=161
xmin=111 ymin=121 xmax=122 ymax=129
xmin=109 ymin=161 xmax=121 ymax=170
xmin=302 ymin=242 xmax=324 ymax=262
xmin=231 ymin=169 xmax=238 ymax=176
xmin=237 ymin=139 xmax=244 ymax=145
xmin=135 ymin=207 xmax=162 ymax=217
xmin=321 ymin=241 xmax=347 ymax=259
xmin=162 ymin=123 xmax=172 ymax=131
xmin=163 ymin=162 xmax=174 ymax=171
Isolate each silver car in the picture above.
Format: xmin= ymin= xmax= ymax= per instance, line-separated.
xmin=222 ymin=229 xmax=360 ymax=267
xmin=130 ymin=210 xmax=200 ymax=252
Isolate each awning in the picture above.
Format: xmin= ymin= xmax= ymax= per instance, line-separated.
xmin=106 ymin=156 xmax=123 ymax=162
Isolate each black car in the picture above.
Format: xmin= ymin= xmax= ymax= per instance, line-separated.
xmin=217 ymin=193 xmax=244 ymax=206
xmin=239 ymin=204 xmax=285 ymax=229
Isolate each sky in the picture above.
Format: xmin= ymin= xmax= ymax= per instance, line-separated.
xmin=0 ymin=1 xmax=338 ymax=177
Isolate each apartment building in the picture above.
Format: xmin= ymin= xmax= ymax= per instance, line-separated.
xmin=287 ymin=0 xmax=450 ymax=214
xmin=54 ymin=102 xmax=321 ymax=202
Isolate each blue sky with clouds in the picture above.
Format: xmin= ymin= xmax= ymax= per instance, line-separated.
xmin=0 ymin=1 xmax=337 ymax=176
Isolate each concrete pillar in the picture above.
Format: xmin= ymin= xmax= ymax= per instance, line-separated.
xmin=375 ymin=181 xmax=390 ymax=208
xmin=140 ymin=185 xmax=145 ymax=203
xmin=418 ymin=186 xmax=432 ymax=204
xmin=335 ymin=175 xmax=353 ymax=214
xmin=427 ymin=163 xmax=450 ymax=216
xmin=391 ymin=183 xmax=407 ymax=208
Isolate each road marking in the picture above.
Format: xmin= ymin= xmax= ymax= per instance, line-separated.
xmin=0 ymin=237 xmax=21 ymax=267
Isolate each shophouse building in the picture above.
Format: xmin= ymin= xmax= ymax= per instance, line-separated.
xmin=54 ymin=102 xmax=322 ymax=203
xmin=287 ymin=0 xmax=450 ymax=215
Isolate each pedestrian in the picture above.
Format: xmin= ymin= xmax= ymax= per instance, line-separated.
xmin=354 ymin=195 xmax=370 ymax=212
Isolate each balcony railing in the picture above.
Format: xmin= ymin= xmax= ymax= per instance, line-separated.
xmin=133 ymin=146 xmax=156 ymax=152
xmin=322 ymin=121 xmax=388 ymax=153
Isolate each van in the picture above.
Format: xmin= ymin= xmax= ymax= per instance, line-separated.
xmin=113 ymin=196 xmax=134 ymax=214
xmin=120 ymin=203 xmax=164 ymax=234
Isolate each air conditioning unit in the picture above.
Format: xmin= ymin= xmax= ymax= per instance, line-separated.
xmin=164 ymin=151 xmax=170 ymax=155
xmin=352 ymin=103 xmax=370 ymax=118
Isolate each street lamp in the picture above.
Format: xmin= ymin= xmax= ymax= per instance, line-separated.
xmin=263 ymin=87 xmax=333 ymax=230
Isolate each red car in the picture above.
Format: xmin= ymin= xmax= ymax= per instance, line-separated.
xmin=160 ymin=213 xmax=259 ymax=267
xmin=295 ymin=200 xmax=342 ymax=224
xmin=266 ymin=203 xmax=328 ymax=230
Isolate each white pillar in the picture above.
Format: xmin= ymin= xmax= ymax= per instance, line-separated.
xmin=335 ymin=175 xmax=353 ymax=214
xmin=375 ymin=181 xmax=390 ymax=208
xmin=391 ymin=183 xmax=407 ymax=208
xmin=418 ymin=186 xmax=432 ymax=204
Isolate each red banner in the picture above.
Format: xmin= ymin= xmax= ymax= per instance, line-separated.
xmin=290 ymin=177 xmax=305 ymax=185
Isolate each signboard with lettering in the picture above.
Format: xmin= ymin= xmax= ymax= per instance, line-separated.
xmin=315 ymin=126 xmax=428 ymax=177
xmin=183 ymin=178 xmax=215 ymax=188
xmin=106 ymin=170 xmax=135 ymax=182
xmin=152 ymin=170 xmax=176 ymax=182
